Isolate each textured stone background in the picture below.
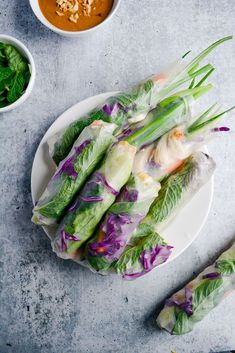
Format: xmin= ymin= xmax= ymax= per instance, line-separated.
xmin=0 ymin=1 xmax=235 ymax=352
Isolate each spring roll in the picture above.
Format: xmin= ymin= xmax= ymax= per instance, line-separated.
xmin=139 ymin=151 xmax=216 ymax=232
xmin=157 ymin=242 xmax=235 ymax=335
xmin=86 ymin=172 xmax=161 ymax=272
xmin=48 ymin=36 xmax=232 ymax=165
xmin=48 ymin=74 xmax=172 ymax=165
xmin=32 ymin=121 xmax=116 ymax=226
xmin=133 ymin=104 xmax=233 ymax=181
xmin=115 ymin=152 xmax=216 ymax=279
xmin=49 ymin=36 xmax=232 ymax=165
xmin=52 ymin=141 xmax=136 ymax=259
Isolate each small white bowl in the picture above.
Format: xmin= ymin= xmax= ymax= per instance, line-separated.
xmin=0 ymin=34 xmax=36 ymax=113
xmin=29 ymin=0 xmax=121 ymax=37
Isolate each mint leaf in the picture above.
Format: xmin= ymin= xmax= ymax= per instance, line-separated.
xmin=216 ymin=259 xmax=235 ymax=275
xmin=148 ymin=175 xmax=183 ymax=224
xmin=172 ymin=310 xmax=191 ymax=335
xmin=87 ymin=255 xmax=110 ymax=271
xmin=0 ymin=101 xmax=8 ymax=108
xmin=0 ymin=43 xmax=30 ymax=108
xmin=7 ymin=73 xmax=25 ymax=103
xmin=4 ymin=44 xmax=28 ymax=73
xmin=191 ymin=278 xmax=224 ymax=321
xmin=144 ymin=80 xmax=154 ymax=93
xmin=0 ymin=66 xmax=13 ymax=82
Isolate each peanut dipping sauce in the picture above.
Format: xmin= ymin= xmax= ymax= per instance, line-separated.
xmin=38 ymin=0 xmax=114 ymax=31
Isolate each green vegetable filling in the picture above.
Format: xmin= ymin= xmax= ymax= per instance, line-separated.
xmin=0 ymin=42 xmax=31 ymax=108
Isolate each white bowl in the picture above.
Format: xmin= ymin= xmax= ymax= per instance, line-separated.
xmin=29 ymin=0 xmax=121 ymax=37
xmin=0 ymin=34 xmax=36 ymax=113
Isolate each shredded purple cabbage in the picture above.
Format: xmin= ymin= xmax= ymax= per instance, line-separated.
xmin=213 ymin=126 xmax=230 ymax=132
xmin=69 ymin=198 xmax=81 ymax=212
xmin=88 ymin=213 xmax=141 ymax=260
xmin=79 ymin=196 xmax=103 ymax=202
xmin=102 ymin=102 xmax=120 ymax=116
xmin=68 ymin=171 xmax=118 ymax=213
xmin=53 ymin=140 xmax=91 ymax=180
xmin=123 ymin=244 xmax=173 ymax=280
xmin=59 ymin=230 xmax=79 ymax=252
xmin=148 ymin=158 xmax=161 ymax=169
xmin=95 ymin=172 xmax=119 ymax=196
xmin=117 ymin=127 xmax=139 ymax=142
xmin=202 ymin=272 xmax=221 ymax=279
xmin=140 ymin=245 xmax=173 ymax=271
xmin=166 ymin=287 xmax=193 ymax=316
xmin=117 ymin=128 xmax=133 ymax=141
xmin=122 ymin=272 xmax=141 ymax=280
xmin=122 ymin=187 xmax=138 ymax=202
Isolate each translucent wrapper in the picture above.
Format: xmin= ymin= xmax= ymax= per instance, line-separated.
xmin=115 ymin=232 xmax=173 ymax=280
xmin=32 ymin=121 xmax=116 ymax=226
xmin=48 ymin=62 xmax=187 ymax=165
xmin=132 ymin=124 xmax=215 ymax=180
xmin=140 ymin=151 xmax=216 ymax=232
xmin=157 ymin=242 xmax=235 ymax=335
xmin=52 ymin=141 xmax=136 ymax=259
xmin=114 ymin=152 xmax=216 ymax=280
xmin=86 ymin=172 xmax=161 ymax=273
xmin=48 ymin=36 xmax=232 ymax=165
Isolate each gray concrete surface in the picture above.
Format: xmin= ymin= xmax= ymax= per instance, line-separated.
xmin=1 ymin=1 xmax=235 ymax=352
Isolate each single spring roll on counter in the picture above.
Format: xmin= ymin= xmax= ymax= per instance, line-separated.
xmin=157 ymin=242 xmax=235 ymax=335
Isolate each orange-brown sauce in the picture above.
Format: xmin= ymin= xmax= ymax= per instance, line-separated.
xmin=38 ymin=0 xmax=114 ymax=31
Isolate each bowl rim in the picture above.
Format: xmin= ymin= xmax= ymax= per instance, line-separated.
xmin=29 ymin=0 xmax=121 ymax=36
xmin=0 ymin=34 xmax=36 ymax=113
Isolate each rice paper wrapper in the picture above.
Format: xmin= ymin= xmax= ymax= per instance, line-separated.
xmin=32 ymin=121 xmax=116 ymax=226
xmin=48 ymin=61 xmax=186 ymax=165
xmin=132 ymin=120 xmax=217 ymax=181
xmin=52 ymin=141 xmax=136 ymax=260
xmin=157 ymin=242 xmax=235 ymax=335
xmin=115 ymin=232 xmax=173 ymax=280
xmin=142 ymin=151 xmax=216 ymax=232
xmin=86 ymin=172 xmax=161 ymax=273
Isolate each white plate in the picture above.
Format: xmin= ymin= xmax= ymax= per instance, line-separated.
xmin=31 ymin=92 xmax=214 ymax=266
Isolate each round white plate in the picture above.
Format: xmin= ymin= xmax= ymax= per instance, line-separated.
xmin=31 ymin=92 xmax=214 ymax=266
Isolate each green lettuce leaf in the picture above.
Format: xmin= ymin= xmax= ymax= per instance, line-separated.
xmin=34 ymin=130 xmax=114 ymax=222
xmin=172 ymin=278 xmax=224 ymax=335
xmin=115 ymin=232 xmax=164 ymax=275
xmin=145 ymin=159 xmax=192 ymax=226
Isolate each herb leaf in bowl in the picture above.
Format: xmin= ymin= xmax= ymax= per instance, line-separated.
xmin=0 ymin=42 xmax=31 ymax=108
